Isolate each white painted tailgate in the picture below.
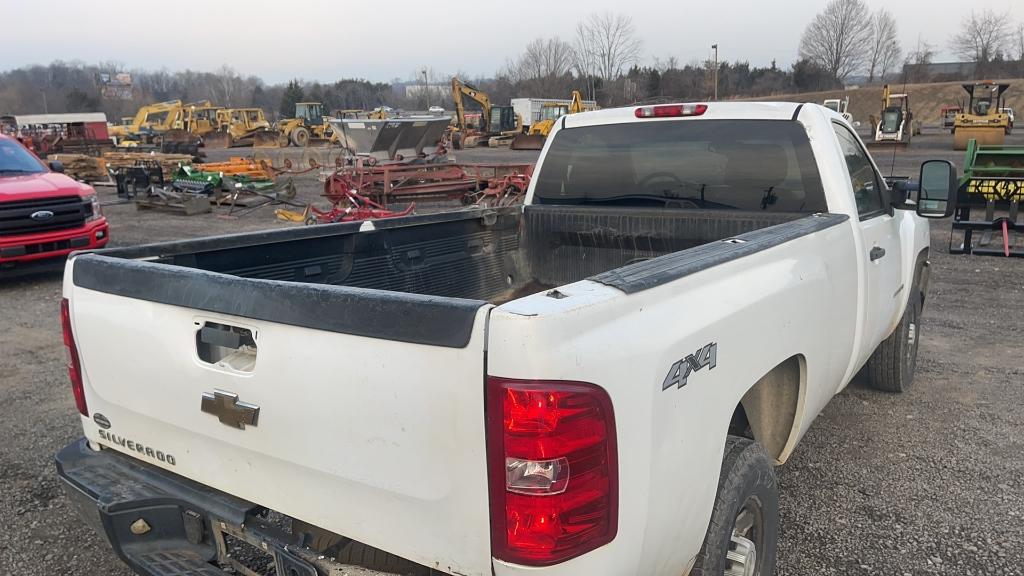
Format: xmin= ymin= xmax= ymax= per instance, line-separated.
xmin=68 ymin=283 xmax=493 ymax=576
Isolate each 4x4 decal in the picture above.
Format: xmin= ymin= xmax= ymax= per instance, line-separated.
xmin=662 ymin=342 xmax=718 ymax=390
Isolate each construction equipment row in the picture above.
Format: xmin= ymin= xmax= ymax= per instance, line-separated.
xmin=110 ymin=100 xmax=365 ymax=149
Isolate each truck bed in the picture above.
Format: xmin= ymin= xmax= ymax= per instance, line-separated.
xmin=81 ymin=205 xmax=806 ymax=305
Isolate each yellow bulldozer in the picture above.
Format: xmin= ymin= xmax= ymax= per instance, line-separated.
xmin=161 ymin=102 xmax=222 ymax=148
xmin=953 ymin=82 xmax=1012 ymax=150
xmin=510 ymin=91 xmax=591 ymax=150
xmin=275 ymin=102 xmax=338 ymax=147
xmin=204 ymin=108 xmax=284 ymax=148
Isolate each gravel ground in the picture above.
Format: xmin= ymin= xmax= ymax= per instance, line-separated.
xmin=1 ymin=129 xmax=1022 ymax=576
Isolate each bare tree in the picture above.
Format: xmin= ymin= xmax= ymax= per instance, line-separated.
xmin=504 ymin=37 xmax=575 ymax=95
xmin=573 ymin=13 xmax=642 ymax=82
xmin=798 ymin=0 xmax=873 ymax=81
xmin=903 ymin=38 xmax=934 ymax=83
xmin=866 ymin=9 xmax=901 ymax=82
xmin=1016 ymin=24 xmax=1024 ymax=61
xmin=951 ymin=10 xmax=1012 ymax=64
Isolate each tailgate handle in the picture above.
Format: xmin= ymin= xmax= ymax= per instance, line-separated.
xmin=200 ymin=325 xmax=244 ymax=349
xmin=196 ymin=322 xmax=257 ymax=373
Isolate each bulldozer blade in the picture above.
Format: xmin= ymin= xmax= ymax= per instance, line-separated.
xmin=203 ymin=131 xmax=232 ymax=149
xmin=510 ymin=134 xmax=546 ymax=150
xmin=161 ymin=129 xmax=194 ymax=144
xmin=954 ymin=127 xmax=1006 ymax=151
xmin=254 ymin=130 xmax=285 ymax=148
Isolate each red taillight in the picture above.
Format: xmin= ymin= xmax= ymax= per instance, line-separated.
xmin=60 ymin=298 xmax=87 ymax=416
xmin=634 ymin=103 xmax=708 ymax=118
xmin=486 ymin=377 xmax=617 ymax=566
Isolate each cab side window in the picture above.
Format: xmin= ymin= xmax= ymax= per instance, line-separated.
xmin=833 ymin=125 xmax=885 ymax=217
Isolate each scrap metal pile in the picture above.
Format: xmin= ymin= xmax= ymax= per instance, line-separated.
xmin=106 ymin=153 xmax=296 ymax=216
xmin=283 ymin=117 xmax=534 ymax=225
xmin=950 ymin=139 xmax=1024 ymax=257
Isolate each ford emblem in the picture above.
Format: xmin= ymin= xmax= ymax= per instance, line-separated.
xmin=30 ymin=210 xmax=55 ymax=221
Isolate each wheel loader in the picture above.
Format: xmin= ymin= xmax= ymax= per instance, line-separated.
xmin=276 ymin=102 xmax=338 ymax=147
xmin=953 ymin=82 xmax=1012 ymax=150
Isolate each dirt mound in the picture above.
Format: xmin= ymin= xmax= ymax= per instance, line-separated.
xmin=741 ymin=78 xmax=1024 ymax=126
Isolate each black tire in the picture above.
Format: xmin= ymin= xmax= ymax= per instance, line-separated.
xmin=691 ymin=436 xmax=779 ymax=576
xmin=291 ymin=127 xmax=310 ymax=147
xmin=867 ymin=291 xmax=922 ymax=393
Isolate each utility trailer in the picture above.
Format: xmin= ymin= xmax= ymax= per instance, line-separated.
xmin=950 ymin=139 xmax=1024 ymax=257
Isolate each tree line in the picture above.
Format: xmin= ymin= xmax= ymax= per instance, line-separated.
xmin=1 ymin=5 xmax=1023 ymax=118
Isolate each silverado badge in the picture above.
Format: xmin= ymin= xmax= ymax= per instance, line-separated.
xmin=201 ymin=389 xmax=260 ymax=429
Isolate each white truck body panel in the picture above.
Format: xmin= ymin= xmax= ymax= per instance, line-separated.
xmin=64 ymin=277 xmax=496 ymax=575
xmin=61 ymin=101 xmax=934 ymax=576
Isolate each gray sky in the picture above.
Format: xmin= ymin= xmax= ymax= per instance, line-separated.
xmin=2 ymin=0 xmax=1021 ymax=84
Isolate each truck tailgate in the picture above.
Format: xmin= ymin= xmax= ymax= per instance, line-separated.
xmin=65 ymin=254 xmax=494 ymax=576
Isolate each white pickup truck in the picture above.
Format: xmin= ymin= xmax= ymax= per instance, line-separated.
xmin=56 ymin=102 xmax=957 ymax=576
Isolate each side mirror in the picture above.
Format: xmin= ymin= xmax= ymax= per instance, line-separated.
xmin=916 ymin=159 xmax=957 ymax=218
xmin=48 ymin=160 xmax=65 ymax=173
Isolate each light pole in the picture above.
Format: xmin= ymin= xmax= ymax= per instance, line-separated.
xmin=421 ymin=68 xmax=429 ymax=109
xmin=711 ymin=44 xmax=719 ymax=101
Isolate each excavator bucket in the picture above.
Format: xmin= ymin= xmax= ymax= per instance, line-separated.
xmin=510 ymin=133 xmax=546 ymax=150
xmin=954 ymin=127 xmax=1006 ymax=151
xmin=253 ymin=130 xmax=286 ymax=148
xmin=203 ymin=131 xmax=232 ymax=149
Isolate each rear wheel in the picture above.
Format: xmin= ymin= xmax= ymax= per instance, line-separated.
xmin=691 ymin=437 xmax=778 ymax=576
xmin=867 ymin=291 xmax=922 ymax=393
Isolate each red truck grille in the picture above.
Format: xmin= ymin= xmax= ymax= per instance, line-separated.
xmin=0 ymin=196 xmax=90 ymax=237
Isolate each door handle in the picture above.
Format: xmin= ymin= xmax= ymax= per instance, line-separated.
xmin=869 ymin=246 xmax=886 ymax=261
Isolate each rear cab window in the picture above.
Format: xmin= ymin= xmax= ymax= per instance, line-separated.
xmin=534 ymin=119 xmax=827 ymax=213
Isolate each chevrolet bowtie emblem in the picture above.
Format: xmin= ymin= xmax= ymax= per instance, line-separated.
xmin=201 ymin=390 xmax=260 ymax=429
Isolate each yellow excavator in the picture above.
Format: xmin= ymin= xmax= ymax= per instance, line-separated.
xmin=511 ymin=90 xmax=589 ymax=150
xmin=953 ymin=82 xmax=1012 ymax=150
xmin=275 ymin=102 xmax=338 ymax=147
xmin=109 ymin=100 xmax=187 ymax=145
xmin=450 ymin=77 xmax=520 ymax=148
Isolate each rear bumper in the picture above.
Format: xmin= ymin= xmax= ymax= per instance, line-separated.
xmin=0 ymin=218 xmax=109 ymax=271
xmin=55 ymin=439 xmax=391 ymax=576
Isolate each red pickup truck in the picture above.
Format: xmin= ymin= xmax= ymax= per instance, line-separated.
xmin=0 ymin=134 xmax=108 ymax=275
